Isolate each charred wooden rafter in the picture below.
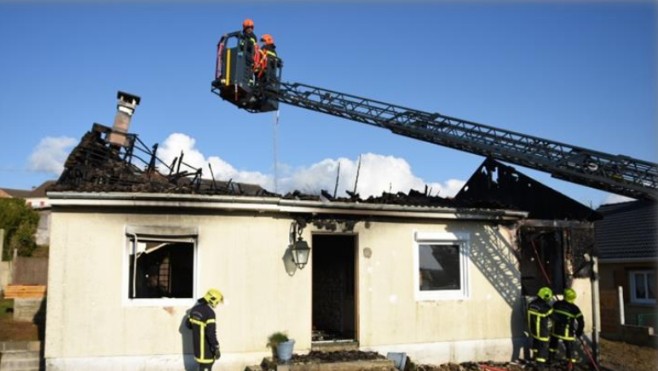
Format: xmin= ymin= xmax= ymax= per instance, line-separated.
xmin=51 ymin=124 xmax=275 ymax=197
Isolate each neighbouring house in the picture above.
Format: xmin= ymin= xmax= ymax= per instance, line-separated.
xmin=43 ymin=121 xmax=599 ymax=370
xmin=595 ymin=200 xmax=658 ymax=345
xmin=0 ymin=181 xmax=53 ymax=292
xmin=0 ymin=180 xmax=55 ymax=246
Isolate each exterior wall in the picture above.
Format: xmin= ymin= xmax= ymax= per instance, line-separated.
xmin=44 ymin=200 xmax=591 ymax=370
xmin=355 ymin=221 xmax=525 ymax=364
xmin=571 ymin=278 xmax=594 ymax=335
xmin=46 ymin=209 xmax=308 ymax=370
xmin=599 ymin=261 xmax=658 ymax=338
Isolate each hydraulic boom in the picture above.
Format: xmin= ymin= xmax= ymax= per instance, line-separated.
xmin=273 ymin=82 xmax=658 ymax=201
xmin=211 ymin=34 xmax=658 ymax=201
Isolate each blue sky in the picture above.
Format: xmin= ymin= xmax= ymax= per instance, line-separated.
xmin=0 ymin=1 xmax=656 ymax=208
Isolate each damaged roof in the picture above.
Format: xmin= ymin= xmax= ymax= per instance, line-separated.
xmin=455 ymin=158 xmax=600 ymax=221
xmin=48 ymin=123 xmax=595 ymax=220
xmin=49 ymin=124 xmax=277 ymax=197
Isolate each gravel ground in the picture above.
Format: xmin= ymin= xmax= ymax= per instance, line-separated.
xmin=261 ymin=338 xmax=656 ymax=371
xmin=1 ymin=315 xmax=655 ymax=371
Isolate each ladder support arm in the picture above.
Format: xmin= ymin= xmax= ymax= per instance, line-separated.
xmin=271 ymin=82 xmax=658 ymax=201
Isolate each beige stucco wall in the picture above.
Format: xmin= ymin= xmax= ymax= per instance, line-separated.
xmin=357 ymin=222 xmax=518 ymax=338
xmin=45 ymin=209 xmax=309 ymax=366
xmin=44 ymin=198 xmax=592 ymax=370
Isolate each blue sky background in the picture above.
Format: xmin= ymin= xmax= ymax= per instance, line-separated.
xmin=0 ymin=0 xmax=656 ymax=208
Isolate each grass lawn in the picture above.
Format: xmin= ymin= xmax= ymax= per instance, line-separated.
xmin=0 ymin=298 xmax=13 ymax=320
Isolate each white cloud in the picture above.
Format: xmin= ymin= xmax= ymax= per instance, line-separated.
xmin=157 ymin=133 xmax=272 ymax=187
xmin=157 ymin=133 xmax=463 ymax=198
xmin=602 ymin=193 xmax=635 ymax=205
xmin=28 ymin=136 xmax=77 ymax=174
xmin=278 ymin=153 xmax=464 ymax=198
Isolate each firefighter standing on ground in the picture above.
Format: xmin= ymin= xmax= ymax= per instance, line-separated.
xmin=187 ymin=288 xmax=224 ymax=371
xmin=549 ymin=287 xmax=585 ymax=367
xmin=527 ymin=286 xmax=553 ymax=369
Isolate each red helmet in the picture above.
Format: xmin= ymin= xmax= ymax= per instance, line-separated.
xmin=260 ymin=34 xmax=274 ymax=45
xmin=242 ymin=19 xmax=254 ymax=29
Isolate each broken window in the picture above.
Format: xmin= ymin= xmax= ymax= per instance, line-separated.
xmin=630 ymin=270 xmax=656 ymax=305
xmin=414 ymin=232 xmax=470 ymax=301
xmin=125 ymin=226 xmax=197 ymax=303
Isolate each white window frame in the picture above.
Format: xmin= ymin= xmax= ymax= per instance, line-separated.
xmin=629 ymin=269 xmax=656 ymax=305
xmin=122 ymin=225 xmax=199 ymax=307
xmin=413 ymin=231 xmax=470 ymax=301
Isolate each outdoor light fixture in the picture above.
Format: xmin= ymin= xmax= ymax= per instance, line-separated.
xmin=292 ymin=237 xmax=311 ymax=270
xmin=291 ymin=219 xmax=311 ymax=270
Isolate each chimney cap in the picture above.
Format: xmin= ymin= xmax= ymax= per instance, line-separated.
xmin=117 ymin=91 xmax=141 ymax=106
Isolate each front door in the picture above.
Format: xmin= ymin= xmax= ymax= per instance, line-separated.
xmin=312 ymin=234 xmax=356 ymax=342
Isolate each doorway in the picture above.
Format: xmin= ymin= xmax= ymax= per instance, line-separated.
xmin=519 ymin=226 xmax=566 ymax=296
xmin=312 ymin=234 xmax=357 ymax=342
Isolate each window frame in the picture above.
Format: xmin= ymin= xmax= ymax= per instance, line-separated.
xmin=122 ymin=226 xmax=199 ymax=307
xmin=413 ymin=231 xmax=470 ymax=301
xmin=629 ymin=269 xmax=656 ymax=305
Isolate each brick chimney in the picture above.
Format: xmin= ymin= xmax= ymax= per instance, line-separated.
xmin=108 ymin=91 xmax=141 ymax=147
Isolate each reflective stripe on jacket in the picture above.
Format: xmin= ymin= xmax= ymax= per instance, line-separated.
xmin=188 ymin=301 xmax=219 ymax=364
xmin=527 ymin=297 xmax=553 ymax=341
xmin=551 ymin=299 xmax=584 ymax=340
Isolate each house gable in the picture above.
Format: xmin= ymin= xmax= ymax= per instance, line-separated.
xmin=455 ymin=158 xmax=599 ymax=221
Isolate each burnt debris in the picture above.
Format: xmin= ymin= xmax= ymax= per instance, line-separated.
xmin=50 ymin=122 xmax=600 ymax=222
xmin=456 ymin=158 xmax=601 ymax=221
xmin=51 ymin=123 xmax=275 ymax=197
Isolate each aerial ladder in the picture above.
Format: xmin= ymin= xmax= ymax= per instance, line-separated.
xmin=211 ymin=33 xmax=658 ymax=201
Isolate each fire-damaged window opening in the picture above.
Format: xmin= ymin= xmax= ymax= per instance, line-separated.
xmin=414 ymin=232 xmax=470 ymax=301
xmin=125 ymin=226 xmax=197 ymax=303
xmin=518 ymin=225 xmax=594 ymax=296
xmin=519 ymin=227 xmax=566 ymax=296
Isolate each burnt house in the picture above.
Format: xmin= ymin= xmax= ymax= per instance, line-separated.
xmin=43 ymin=94 xmax=598 ymax=370
xmin=456 ymin=158 xmax=599 ymax=298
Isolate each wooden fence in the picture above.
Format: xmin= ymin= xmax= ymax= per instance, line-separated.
xmin=12 ymin=256 xmax=48 ymax=285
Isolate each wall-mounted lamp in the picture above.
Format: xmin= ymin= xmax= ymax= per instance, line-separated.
xmin=291 ymin=220 xmax=311 ymax=270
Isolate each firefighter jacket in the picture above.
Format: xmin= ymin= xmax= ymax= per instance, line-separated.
xmin=255 ymin=44 xmax=279 ymax=78
xmin=240 ymin=30 xmax=258 ymax=64
xmin=527 ymin=297 xmax=553 ymax=341
xmin=551 ymin=299 xmax=584 ymax=340
xmin=187 ymin=300 xmax=219 ymax=364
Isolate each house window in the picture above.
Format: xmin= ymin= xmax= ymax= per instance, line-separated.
xmin=414 ymin=232 xmax=469 ymax=301
xmin=125 ymin=226 xmax=198 ymax=305
xmin=630 ymin=270 xmax=656 ymax=304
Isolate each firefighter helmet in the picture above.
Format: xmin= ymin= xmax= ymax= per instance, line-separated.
xmin=204 ymin=288 xmax=224 ymax=308
xmin=243 ymin=18 xmax=254 ymax=29
xmin=537 ymin=287 xmax=553 ymax=301
xmin=261 ymin=34 xmax=274 ymax=45
xmin=564 ymin=288 xmax=577 ymax=303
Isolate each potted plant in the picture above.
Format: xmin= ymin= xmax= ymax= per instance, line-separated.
xmin=267 ymin=331 xmax=295 ymax=362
